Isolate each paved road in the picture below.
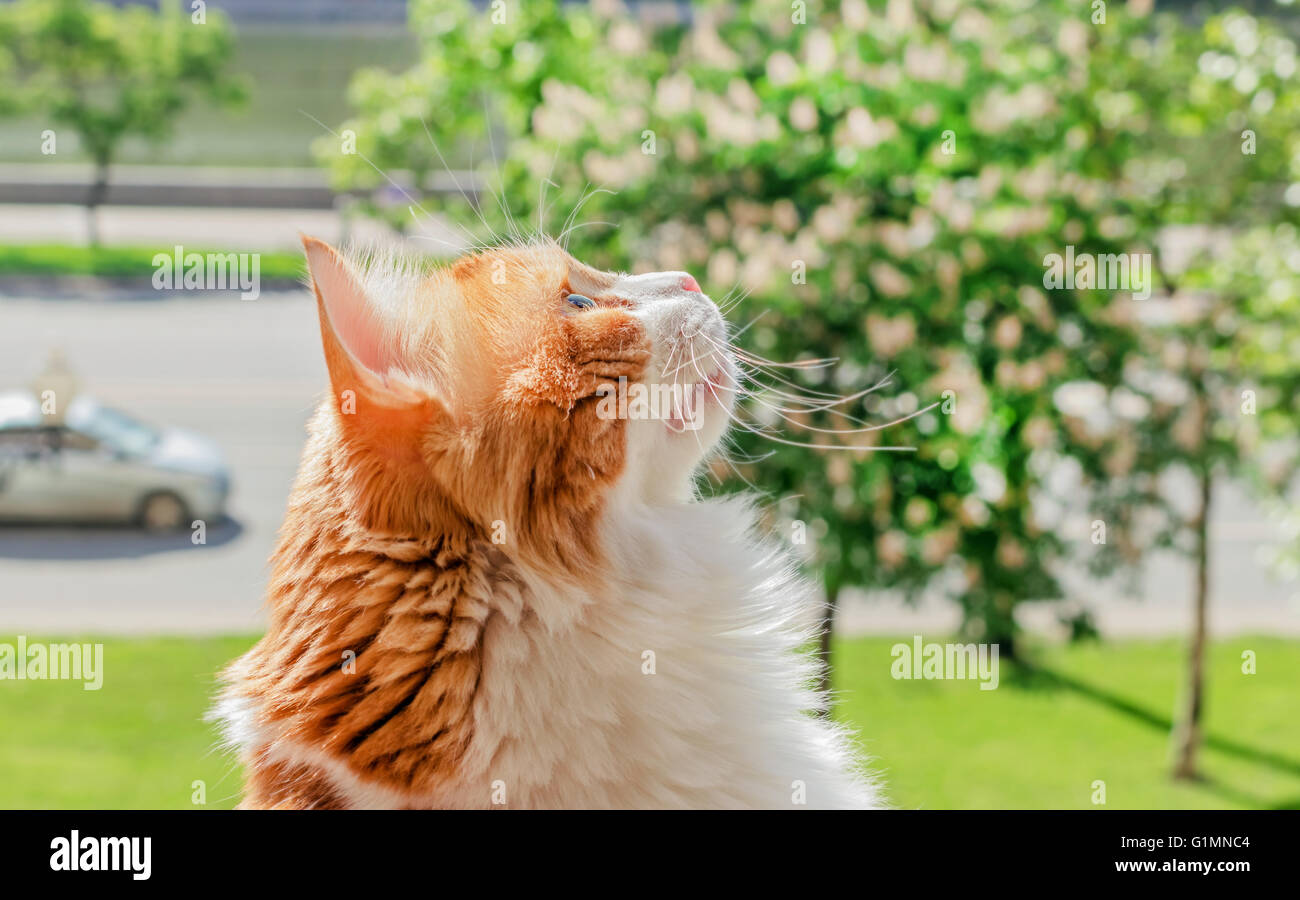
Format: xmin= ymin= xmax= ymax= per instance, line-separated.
xmin=0 ymin=291 xmax=1296 ymax=637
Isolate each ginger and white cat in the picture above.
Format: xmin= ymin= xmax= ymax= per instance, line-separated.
xmin=214 ymin=236 xmax=879 ymax=808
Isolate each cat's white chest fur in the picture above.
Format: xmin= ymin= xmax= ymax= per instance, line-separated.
xmin=442 ymin=495 xmax=880 ymax=809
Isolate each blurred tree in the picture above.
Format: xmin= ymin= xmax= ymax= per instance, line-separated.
xmin=1079 ymin=9 xmax=1300 ymax=779
xmin=311 ymin=0 xmax=628 ymax=238
xmin=0 ymin=0 xmax=245 ymax=243
xmin=1168 ymin=227 xmax=1300 ymax=778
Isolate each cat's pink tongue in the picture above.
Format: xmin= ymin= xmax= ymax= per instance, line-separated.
xmin=681 ymin=275 xmax=701 ymax=293
xmin=667 ymin=393 xmax=688 ymax=432
xmin=666 ymin=379 xmax=708 ymax=432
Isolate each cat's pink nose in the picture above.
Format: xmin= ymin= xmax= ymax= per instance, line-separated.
xmin=681 ymin=275 xmax=701 ymax=293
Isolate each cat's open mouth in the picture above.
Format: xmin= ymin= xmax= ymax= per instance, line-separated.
xmin=665 ymin=366 xmax=729 ymax=433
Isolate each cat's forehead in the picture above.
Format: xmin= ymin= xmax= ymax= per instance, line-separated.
xmin=449 ymin=243 xmax=616 ymax=296
xmin=566 ymin=257 xmax=618 ymax=294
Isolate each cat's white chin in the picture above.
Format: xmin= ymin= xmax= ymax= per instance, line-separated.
xmin=621 ymin=366 xmax=734 ymax=504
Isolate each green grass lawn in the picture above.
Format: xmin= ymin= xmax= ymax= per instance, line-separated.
xmin=0 ymin=633 xmax=1296 ymax=809
xmin=0 ymin=635 xmax=254 ymax=809
xmin=0 ymin=244 xmax=305 ymax=281
xmin=835 ymin=636 xmax=1300 ymax=810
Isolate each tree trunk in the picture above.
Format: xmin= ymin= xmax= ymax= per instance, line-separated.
xmin=816 ymin=581 xmax=840 ymax=705
xmin=1173 ymin=465 xmax=1212 ymax=780
xmin=85 ymin=160 xmax=109 ymax=246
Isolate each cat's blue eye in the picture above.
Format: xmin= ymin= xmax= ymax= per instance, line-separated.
xmin=566 ymin=293 xmax=595 ymax=309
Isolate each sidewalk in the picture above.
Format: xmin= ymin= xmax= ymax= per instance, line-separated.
xmin=839 ymin=483 xmax=1300 ymax=639
xmin=0 ymin=203 xmax=469 ymax=255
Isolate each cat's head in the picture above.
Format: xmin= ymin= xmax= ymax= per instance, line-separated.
xmin=302 ymin=236 xmax=734 ymax=566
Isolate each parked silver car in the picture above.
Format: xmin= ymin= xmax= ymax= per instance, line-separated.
xmin=0 ymin=391 xmax=229 ymax=530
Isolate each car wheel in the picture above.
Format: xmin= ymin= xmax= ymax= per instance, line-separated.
xmin=138 ymin=492 xmax=188 ymax=532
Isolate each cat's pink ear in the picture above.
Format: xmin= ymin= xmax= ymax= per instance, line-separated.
xmin=302 ymin=236 xmax=424 ymax=410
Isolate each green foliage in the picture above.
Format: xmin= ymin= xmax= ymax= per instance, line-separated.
xmin=1076 ymin=9 xmax=1300 ymax=573
xmin=0 ymin=0 xmax=245 ymax=166
xmin=316 ymin=0 xmax=631 ymax=233
xmin=318 ymin=0 xmax=1300 ymax=652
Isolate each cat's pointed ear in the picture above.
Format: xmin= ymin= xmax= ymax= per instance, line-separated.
xmin=302 ymin=236 xmax=428 ymax=415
